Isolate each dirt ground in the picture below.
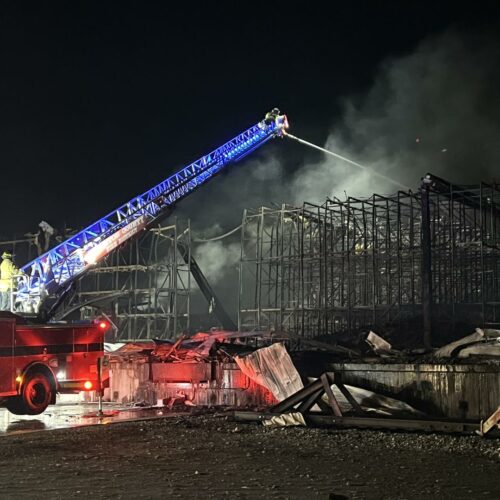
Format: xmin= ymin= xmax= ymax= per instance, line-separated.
xmin=0 ymin=412 xmax=499 ymax=499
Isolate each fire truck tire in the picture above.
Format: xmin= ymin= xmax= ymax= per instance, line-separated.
xmin=7 ymin=372 xmax=53 ymax=415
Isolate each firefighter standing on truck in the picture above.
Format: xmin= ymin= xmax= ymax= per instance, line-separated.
xmin=0 ymin=251 xmax=21 ymax=311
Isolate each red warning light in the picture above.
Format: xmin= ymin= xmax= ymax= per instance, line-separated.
xmin=99 ymin=321 xmax=108 ymax=330
xmin=84 ymin=381 xmax=93 ymax=390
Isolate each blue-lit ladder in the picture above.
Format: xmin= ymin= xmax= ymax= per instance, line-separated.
xmin=17 ymin=110 xmax=288 ymax=312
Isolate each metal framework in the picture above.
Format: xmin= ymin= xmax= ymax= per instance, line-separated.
xmin=0 ymin=235 xmax=38 ymax=266
xmin=234 ymin=371 xmax=485 ymax=435
xmin=74 ymin=221 xmax=191 ymax=341
xmin=239 ymin=176 xmax=500 ymax=342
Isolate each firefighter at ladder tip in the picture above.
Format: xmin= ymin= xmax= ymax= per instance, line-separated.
xmin=0 ymin=251 xmax=23 ymax=311
xmin=263 ymin=107 xmax=280 ymax=125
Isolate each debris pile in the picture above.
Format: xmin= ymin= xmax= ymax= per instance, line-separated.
xmin=103 ymin=330 xmax=289 ymax=409
xmin=102 ymin=326 xmax=500 ymax=427
xmin=432 ymin=328 xmax=500 ymax=360
xmin=106 ymin=326 xmax=500 ymax=368
xmin=106 ymin=329 xmax=288 ymax=363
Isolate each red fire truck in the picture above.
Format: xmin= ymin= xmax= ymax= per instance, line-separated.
xmin=0 ymin=312 xmax=107 ymax=415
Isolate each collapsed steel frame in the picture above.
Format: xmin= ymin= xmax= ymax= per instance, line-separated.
xmin=239 ymin=175 xmax=500 ymax=344
xmin=234 ymin=371 xmax=486 ymax=435
xmin=76 ymin=221 xmax=191 ymax=341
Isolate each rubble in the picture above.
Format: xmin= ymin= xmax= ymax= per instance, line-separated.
xmin=262 ymin=412 xmax=306 ymax=428
xmin=104 ymin=326 xmax=499 ymax=369
xmin=479 ymin=406 xmax=500 ymax=436
xmin=433 ymin=328 xmax=500 ymax=360
xmin=102 ymin=330 xmax=283 ymax=408
xmin=106 ymin=329 xmax=284 ymax=363
xmin=433 ymin=329 xmax=485 ymax=358
xmin=100 ymin=326 xmax=500 ymax=428
xmin=457 ymin=342 xmax=500 ymax=358
xmin=365 ymin=331 xmax=392 ymax=354
xmin=328 ymin=384 xmax=425 ymax=417
xmin=233 ymin=343 xmax=424 ymax=419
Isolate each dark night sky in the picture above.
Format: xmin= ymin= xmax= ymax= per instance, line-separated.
xmin=1 ymin=2 xmax=500 ymax=238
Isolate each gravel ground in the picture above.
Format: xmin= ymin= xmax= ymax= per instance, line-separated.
xmin=0 ymin=412 xmax=499 ymax=499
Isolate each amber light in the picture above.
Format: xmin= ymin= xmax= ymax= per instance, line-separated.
xmin=84 ymin=381 xmax=93 ymax=390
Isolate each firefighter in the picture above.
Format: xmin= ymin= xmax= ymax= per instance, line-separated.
xmin=264 ymin=108 xmax=280 ymax=125
xmin=0 ymin=251 xmax=21 ymax=311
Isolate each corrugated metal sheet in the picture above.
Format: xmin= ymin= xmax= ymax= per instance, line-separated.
xmin=234 ymin=343 xmax=303 ymax=402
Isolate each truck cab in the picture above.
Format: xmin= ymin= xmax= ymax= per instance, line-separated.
xmin=0 ymin=312 xmax=107 ymax=415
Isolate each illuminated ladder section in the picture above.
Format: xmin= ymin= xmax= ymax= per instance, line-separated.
xmin=18 ymin=111 xmax=288 ymax=312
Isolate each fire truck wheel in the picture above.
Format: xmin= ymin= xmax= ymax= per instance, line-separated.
xmin=7 ymin=372 xmax=53 ymax=415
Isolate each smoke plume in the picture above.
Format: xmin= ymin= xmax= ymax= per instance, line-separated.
xmin=178 ymin=27 xmax=500 ymax=323
xmin=193 ymin=240 xmax=241 ymax=285
xmin=301 ymin=28 xmax=500 ymax=199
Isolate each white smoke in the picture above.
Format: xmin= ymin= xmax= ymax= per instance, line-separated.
xmin=179 ymin=27 xmax=500 ymax=322
xmin=193 ymin=240 xmax=240 ymax=284
xmin=294 ymin=28 xmax=500 ymax=201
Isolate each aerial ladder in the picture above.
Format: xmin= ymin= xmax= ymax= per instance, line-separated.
xmin=15 ymin=109 xmax=289 ymax=319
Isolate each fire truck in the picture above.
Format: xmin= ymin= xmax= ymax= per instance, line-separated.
xmin=0 ymin=109 xmax=289 ymax=415
xmin=0 ymin=312 xmax=107 ymax=414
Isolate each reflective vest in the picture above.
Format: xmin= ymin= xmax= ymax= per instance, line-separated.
xmin=0 ymin=259 xmax=20 ymax=292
